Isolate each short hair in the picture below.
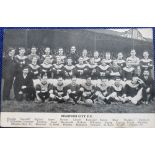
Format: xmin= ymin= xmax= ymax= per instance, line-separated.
xmin=23 ymin=66 xmax=29 ymax=70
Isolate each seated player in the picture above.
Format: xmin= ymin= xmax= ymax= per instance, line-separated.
xmin=41 ymin=47 xmax=53 ymax=64
xmin=106 ymin=77 xmax=126 ymax=104
xmin=40 ymin=57 xmax=52 ymax=78
xmin=140 ymin=51 xmax=153 ymax=73
xmin=15 ymin=47 xmax=28 ymax=73
xmin=126 ymin=49 xmax=140 ymax=73
xmin=68 ymin=46 xmax=79 ymax=65
xmin=14 ymin=67 xmax=36 ymax=101
xmin=124 ymin=75 xmax=145 ymax=105
xmin=80 ymin=77 xmax=97 ymax=103
xmin=28 ymin=57 xmax=41 ymax=79
xmin=93 ymin=51 xmax=101 ymax=65
xmin=52 ymin=77 xmax=69 ymax=103
xmin=87 ymin=58 xmax=97 ymax=79
xmin=142 ymin=70 xmax=154 ymax=104
xmin=103 ymin=52 xmax=112 ymax=66
xmin=27 ymin=46 xmax=40 ymax=63
xmin=115 ymin=52 xmax=126 ymax=68
xmin=55 ymin=47 xmax=66 ymax=64
xmin=35 ymin=74 xmax=53 ymax=103
xmin=53 ymin=57 xmax=64 ymax=78
xmin=81 ymin=49 xmax=89 ymax=64
xmin=66 ymin=76 xmax=83 ymax=104
xmin=122 ymin=61 xmax=135 ymax=81
xmin=95 ymin=77 xmax=110 ymax=104
xmin=110 ymin=61 xmax=122 ymax=79
xmin=74 ymin=57 xmax=88 ymax=78
xmin=96 ymin=59 xmax=110 ymax=79
xmin=64 ymin=58 xmax=75 ymax=79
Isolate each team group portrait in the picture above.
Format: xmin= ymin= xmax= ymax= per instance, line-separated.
xmin=1 ymin=28 xmax=155 ymax=113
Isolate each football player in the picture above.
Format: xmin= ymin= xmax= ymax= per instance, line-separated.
xmin=68 ymin=46 xmax=79 ymax=65
xmin=81 ymin=49 xmax=89 ymax=64
xmin=87 ymin=58 xmax=97 ymax=79
xmin=41 ymin=47 xmax=53 ymax=64
xmin=103 ymin=52 xmax=112 ymax=66
xmin=115 ymin=52 xmax=126 ymax=68
xmin=14 ymin=67 xmax=36 ymax=101
xmin=27 ymin=46 xmax=40 ymax=63
xmin=93 ymin=51 xmax=101 ymax=65
xmin=56 ymin=47 xmax=66 ymax=64
xmin=110 ymin=61 xmax=122 ymax=79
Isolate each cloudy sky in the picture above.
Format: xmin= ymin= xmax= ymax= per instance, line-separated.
xmin=111 ymin=28 xmax=153 ymax=39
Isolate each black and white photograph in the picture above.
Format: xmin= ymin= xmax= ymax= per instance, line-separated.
xmin=1 ymin=28 xmax=155 ymax=113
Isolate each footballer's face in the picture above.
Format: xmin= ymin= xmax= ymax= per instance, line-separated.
xmin=143 ymin=70 xmax=149 ymax=77
xmin=41 ymin=76 xmax=48 ymax=84
xmin=94 ymin=51 xmax=99 ymax=58
xmin=130 ymin=50 xmax=136 ymax=57
xmin=71 ymin=46 xmax=76 ymax=53
xmin=45 ymin=47 xmax=50 ymax=55
xmin=19 ymin=48 xmax=25 ymax=56
xmin=31 ymin=47 xmax=37 ymax=54
xmin=118 ymin=53 xmax=123 ymax=59
xmin=115 ymin=79 xmax=121 ymax=86
xmin=86 ymin=78 xmax=91 ymax=85
xmin=44 ymin=57 xmax=51 ymax=64
xmin=105 ymin=53 xmax=111 ymax=59
xmin=113 ymin=61 xmax=118 ymax=67
xmin=72 ymin=77 xmax=77 ymax=85
xmin=79 ymin=58 xmax=83 ymax=64
xmin=82 ymin=49 xmax=87 ymax=57
xmin=67 ymin=59 xmax=72 ymax=65
xmin=132 ymin=77 xmax=138 ymax=84
xmin=143 ymin=51 xmax=149 ymax=59
xmin=9 ymin=50 xmax=15 ymax=57
xmin=58 ymin=48 xmax=63 ymax=55
xmin=58 ymin=78 xmax=63 ymax=85
xmin=23 ymin=68 xmax=29 ymax=74
xmin=90 ymin=58 xmax=95 ymax=65
xmin=32 ymin=58 xmax=37 ymax=65
xmin=57 ymin=57 xmax=61 ymax=64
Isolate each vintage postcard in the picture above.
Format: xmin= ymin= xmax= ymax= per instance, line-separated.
xmin=0 ymin=28 xmax=154 ymax=127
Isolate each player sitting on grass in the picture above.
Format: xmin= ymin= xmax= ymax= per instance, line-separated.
xmin=66 ymin=76 xmax=83 ymax=105
xmin=124 ymin=75 xmax=145 ymax=105
xmin=106 ymin=76 xmax=127 ymax=104
xmin=80 ymin=76 xmax=97 ymax=105
xmin=52 ymin=77 xmax=69 ymax=103
xmin=95 ymin=77 xmax=110 ymax=104
xmin=35 ymin=74 xmax=53 ymax=103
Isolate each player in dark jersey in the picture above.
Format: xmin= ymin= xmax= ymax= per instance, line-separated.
xmin=68 ymin=46 xmax=79 ymax=65
xmin=66 ymin=76 xmax=83 ymax=104
xmin=3 ymin=48 xmax=17 ymax=100
xmin=74 ymin=57 xmax=88 ymax=78
xmin=87 ymin=58 xmax=97 ymax=79
xmin=35 ymin=74 xmax=53 ymax=103
xmin=106 ymin=77 xmax=126 ymax=104
xmin=27 ymin=46 xmax=40 ymax=64
xmin=140 ymin=51 xmax=153 ymax=73
xmin=103 ymin=52 xmax=113 ymax=66
xmin=110 ymin=61 xmax=122 ymax=79
xmin=53 ymin=57 xmax=64 ymax=78
xmin=81 ymin=49 xmax=89 ymax=64
xmin=115 ymin=52 xmax=126 ymax=68
xmin=95 ymin=77 xmax=111 ymax=104
xmin=15 ymin=47 xmax=28 ymax=73
xmin=93 ymin=51 xmax=101 ymax=65
xmin=96 ymin=59 xmax=111 ymax=79
xmin=28 ymin=57 xmax=41 ymax=79
xmin=122 ymin=60 xmax=135 ymax=81
xmin=55 ymin=47 xmax=66 ymax=64
xmin=141 ymin=70 xmax=154 ymax=104
xmin=40 ymin=57 xmax=52 ymax=78
xmin=52 ymin=77 xmax=69 ymax=103
xmin=64 ymin=58 xmax=75 ymax=79
xmin=41 ymin=47 xmax=53 ymax=64
xmin=80 ymin=77 xmax=97 ymax=102
xmin=14 ymin=67 xmax=36 ymax=101
xmin=124 ymin=75 xmax=145 ymax=105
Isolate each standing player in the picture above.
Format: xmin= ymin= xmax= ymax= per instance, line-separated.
xmin=40 ymin=57 xmax=52 ymax=78
xmin=95 ymin=77 xmax=110 ymax=104
xmin=66 ymin=76 xmax=83 ymax=104
xmin=74 ymin=57 xmax=88 ymax=78
xmin=27 ymin=46 xmax=40 ymax=63
xmin=87 ymin=58 xmax=97 ymax=79
xmin=64 ymin=58 xmax=75 ymax=79
xmin=52 ymin=77 xmax=69 ymax=103
xmin=56 ymin=47 xmax=66 ymax=64
xmin=3 ymin=48 xmax=17 ymax=101
xmin=41 ymin=47 xmax=53 ymax=64
xmin=140 ymin=51 xmax=153 ymax=73
xmin=53 ymin=57 xmax=64 ymax=78
xmin=68 ymin=46 xmax=79 ymax=65
xmin=81 ymin=49 xmax=89 ymax=64
xmin=93 ymin=51 xmax=101 ymax=65
xmin=103 ymin=52 xmax=113 ymax=66
xmin=28 ymin=57 xmax=41 ymax=79
xmin=35 ymin=74 xmax=53 ymax=103
xmin=124 ymin=75 xmax=145 ymax=105
xmin=115 ymin=52 xmax=126 ymax=68
xmin=96 ymin=59 xmax=111 ymax=79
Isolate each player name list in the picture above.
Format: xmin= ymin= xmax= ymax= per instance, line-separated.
xmin=1 ymin=113 xmax=155 ymax=127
